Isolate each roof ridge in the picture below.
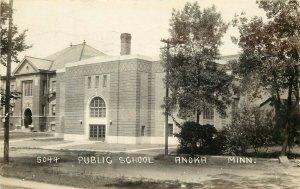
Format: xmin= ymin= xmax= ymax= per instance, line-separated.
xmin=46 ymin=44 xmax=82 ymax=59
xmin=26 ymin=56 xmax=53 ymax=62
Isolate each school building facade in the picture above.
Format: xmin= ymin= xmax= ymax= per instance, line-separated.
xmin=1 ymin=33 xmax=236 ymax=144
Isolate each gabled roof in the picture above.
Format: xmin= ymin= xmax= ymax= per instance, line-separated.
xmin=9 ymin=42 xmax=106 ymax=76
xmin=26 ymin=56 xmax=53 ymax=70
xmin=12 ymin=56 xmax=53 ymax=75
xmin=45 ymin=43 xmax=106 ymax=71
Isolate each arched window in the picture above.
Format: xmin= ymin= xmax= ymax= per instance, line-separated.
xmin=90 ymin=97 xmax=106 ymax=117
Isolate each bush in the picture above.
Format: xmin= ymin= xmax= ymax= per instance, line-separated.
xmin=175 ymin=121 xmax=223 ymax=156
xmin=222 ymin=104 xmax=275 ymax=155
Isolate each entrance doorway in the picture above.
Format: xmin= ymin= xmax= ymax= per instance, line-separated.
xmin=89 ymin=124 xmax=106 ymax=141
xmin=24 ymin=108 xmax=32 ymax=128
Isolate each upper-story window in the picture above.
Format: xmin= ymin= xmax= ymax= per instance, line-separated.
xmin=90 ymin=97 xmax=106 ymax=117
xmin=23 ymin=80 xmax=33 ymax=96
xmin=87 ymin=77 xmax=92 ymax=89
xmin=103 ymin=75 xmax=107 ymax=87
xmin=203 ymin=107 xmax=214 ymax=120
xmin=95 ymin=76 xmax=99 ymax=88
xmin=52 ymin=81 xmax=56 ymax=93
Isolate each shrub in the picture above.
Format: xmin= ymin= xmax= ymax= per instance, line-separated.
xmin=175 ymin=121 xmax=223 ymax=156
xmin=222 ymin=104 xmax=275 ymax=155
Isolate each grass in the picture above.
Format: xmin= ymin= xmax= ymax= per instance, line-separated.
xmin=1 ymin=148 xmax=299 ymax=188
xmin=243 ymin=151 xmax=300 ymax=159
xmin=175 ymin=145 xmax=300 ymax=159
xmin=0 ymin=152 xmax=199 ymax=189
xmin=0 ymin=161 xmax=195 ymax=189
xmin=0 ymin=131 xmax=54 ymax=140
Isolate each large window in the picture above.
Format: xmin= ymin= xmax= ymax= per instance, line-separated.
xmin=203 ymin=107 xmax=214 ymax=120
xmin=90 ymin=97 xmax=106 ymax=117
xmin=23 ymin=81 xmax=33 ymax=96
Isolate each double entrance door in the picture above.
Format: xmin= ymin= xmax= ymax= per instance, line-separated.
xmin=89 ymin=124 xmax=106 ymax=141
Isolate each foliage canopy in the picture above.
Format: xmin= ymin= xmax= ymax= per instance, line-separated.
xmin=231 ymin=0 xmax=300 ymax=155
xmin=0 ymin=1 xmax=31 ymax=66
xmin=162 ymin=2 xmax=233 ymax=122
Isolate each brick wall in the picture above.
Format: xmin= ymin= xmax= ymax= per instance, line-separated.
xmin=64 ymin=67 xmax=85 ymax=134
xmin=55 ymin=72 xmax=65 ymax=135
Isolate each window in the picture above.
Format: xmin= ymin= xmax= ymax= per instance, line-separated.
xmin=42 ymin=105 xmax=46 ymax=116
xmin=203 ymin=107 xmax=214 ymax=120
xmin=103 ymin=75 xmax=107 ymax=87
xmin=95 ymin=76 xmax=99 ymax=88
xmin=168 ymin=123 xmax=174 ymax=136
xmin=10 ymin=84 xmax=14 ymax=91
xmin=90 ymin=97 xmax=106 ymax=117
xmin=23 ymin=81 xmax=33 ymax=96
xmin=141 ymin=125 xmax=145 ymax=136
xmin=87 ymin=77 xmax=91 ymax=88
xmin=52 ymin=104 xmax=56 ymax=116
xmin=42 ymin=80 xmax=47 ymax=96
xmin=52 ymin=81 xmax=56 ymax=92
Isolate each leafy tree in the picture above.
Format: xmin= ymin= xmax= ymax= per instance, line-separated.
xmin=161 ymin=2 xmax=233 ymax=123
xmin=231 ymin=0 xmax=300 ymax=156
xmin=1 ymin=0 xmax=29 ymax=163
xmin=0 ymin=1 xmax=29 ymax=107
xmin=0 ymin=88 xmax=21 ymax=109
xmin=1 ymin=1 xmax=31 ymax=66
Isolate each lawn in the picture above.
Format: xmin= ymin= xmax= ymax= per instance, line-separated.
xmin=0 ymin=131 xmax=54 ymax=140
xmin=1 ymin=149 xmax=300 ymax=189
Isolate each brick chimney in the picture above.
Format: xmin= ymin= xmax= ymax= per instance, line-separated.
xmin=120 ymin=33 xmax=131 ymax=55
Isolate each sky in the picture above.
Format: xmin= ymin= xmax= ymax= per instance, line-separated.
xmin=2 ymin=0 xmax=266 ymax=74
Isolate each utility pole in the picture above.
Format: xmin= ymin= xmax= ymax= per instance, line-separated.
xmin=161 ymin=39 xmax=170 ymax=156
xmin=161 ymin=38 xmax=184 ymax=156
xmin=4 ymin=0 xmax=14 ymax=163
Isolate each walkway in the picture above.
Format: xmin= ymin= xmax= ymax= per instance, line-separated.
xmin=7 ymin=137 xmax=178 ymax=155
xmin=0 ymin=176 xmax=81 ymax=189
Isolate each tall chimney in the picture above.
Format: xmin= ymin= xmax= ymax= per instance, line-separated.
xmin=120 ymin=33 xmax=131 ymax=55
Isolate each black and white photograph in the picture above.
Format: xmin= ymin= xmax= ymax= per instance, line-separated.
xmin=1 ymin=0 xmax=300 ymax=188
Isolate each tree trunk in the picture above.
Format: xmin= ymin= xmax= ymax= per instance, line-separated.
xmin=281 ymin=121 xmax=289 ymax=156
xmin=195 ymin=109 xmax=199 ymax=124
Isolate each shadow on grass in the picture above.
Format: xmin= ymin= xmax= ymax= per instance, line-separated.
xmin=242 ymin=151 xmax=300 ymax=159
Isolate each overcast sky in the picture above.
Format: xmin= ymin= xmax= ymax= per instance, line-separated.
xmin=10 ymin=0 xmax=265 ymax=63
